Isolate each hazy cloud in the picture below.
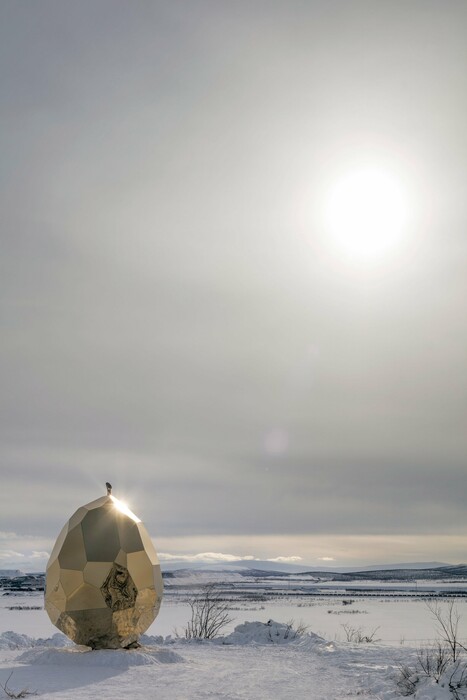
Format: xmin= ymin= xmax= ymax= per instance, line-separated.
xmin=158 ymin=552 xmax=303 ymax=564
xmin=0 ymin=531 xmax=53 ymax=571
xmin=0 ymin=551 xmax=24 ymax=560
xmin=1 ymin=0 xmax=466 ymax=566
xmin=267 ymin=556 xmax=303 ymax=563
xmin=159 ymin=552 xmax=255 ymax=564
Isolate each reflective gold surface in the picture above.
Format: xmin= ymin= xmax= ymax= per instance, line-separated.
xmin=45 ymin=494 xmax=163 ymax=649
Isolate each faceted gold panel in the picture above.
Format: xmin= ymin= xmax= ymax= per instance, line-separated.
xmin=114 ymin=549 xmax=127 ymax=568
xmin=81 ymin=507 xmax=120 ymax=562
xmin=136 ymin=587 xmax=157 ymax=609
xmin=84 ymin=496 xmax=109 ymax=511
xmin=68 ymin=506 xmax=87 ymax=530
xmin=60 ymin=569 xmax=84 ymax=596
xmin=67 ymin=582 xmax=107 ymax=611
xmin=153 ymin=565 xmax=164 ymax=599
xmin=48 ymin=523 xmax=68 ymax=564
xmin=83 ymin=561 xmax=113 ymax=588
xmin=46 ymin=581 xmax=67 ymax=611
xmin=46 ymin=600 xmax=61 ymax=626
xmin=117 ymin=520 xmax=143 ymax=554
xmin=58 ymin=525 xmax=86 ymax=570
xmin=136 ymin=525 xmax=159 ymax=565
xmin=127 ymin=551 xmax=155 ymax=590
xmin=45 ymin=493 xmax=163 ymax=649
xmin=46 ymin=558 xmax=61 ymax=590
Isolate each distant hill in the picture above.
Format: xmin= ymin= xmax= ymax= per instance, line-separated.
xmin=160 ymin=560 xmax=307 ymax=574
xmin=160 ymin=559 xmax=453 ymax=575
xmin=0 ymin=569 xmax=23 ymax=578
xmin=336 ymin=562 xmax=449 ymax=572
xmin=162 ymin=563 xmax=467 ymax=583
xmin=296 ymin=564 xmax=467 ymax=583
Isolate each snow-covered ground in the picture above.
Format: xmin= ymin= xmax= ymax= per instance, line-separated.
xmin=0 ymin=621 xmax=408 ymax=700
xmin=1 ymin=593 xmax=467 ymax=698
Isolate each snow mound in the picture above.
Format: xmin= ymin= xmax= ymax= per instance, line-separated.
xmin=17 ymin=646 xmax=184 ymax=667
xmin=0 ymin=631 xmax=70 ymax=650
xmin=220 ymin=620 xmax=324 ymax=646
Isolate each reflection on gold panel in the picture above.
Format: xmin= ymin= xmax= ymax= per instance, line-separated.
xmin=60 ymin=569 xmax=84 ymax=596
xmin=82 ymin=496 xmax=109 ymax=511
xmin=127 ymin=551 xmax=154 ymax=589
xmin=58 ymin=524 xmax=87 ymax=570
xmin=46 ymin=580 xmax=67 ymax=609
xmin=67 ymin=582 xmax=107 ymax=611
xmin=153 ymin=565 xmax=164 ymax=598
xmin=137 ymin=607 xmax=158 ymax=635
xmin=136 ymin=587 xmax=157 ymax=609
xmin=100 ymin=562 xmax=137 ymax=612
xmin=117 ymin=519 xmax=143 ymax=553
xmin=47 ymin=523 xmax=69 ymax=566
xmin=62 ymin=609 xmax=113 ymax=647
xmin=81 ymin=508 xmax=120 ymax=562
xmin=114 ymin=549 xmax=127 ymax=567
xmin=83 ymin=561 xmax=113 ymax=588
xmin=136 ymin=525 xmax=159 ymax=565
xmin=113 ymin=607 xmax=138 ymax=633
xmin=67 ymin=506 xmax=87 ymax=531
xmin=45 ymin=599 xmax=61 ymax=626
xmin=45 ymin=489 xmax=163 ymax=649
xmin=46 ymin=558 xmax=61 ymax=590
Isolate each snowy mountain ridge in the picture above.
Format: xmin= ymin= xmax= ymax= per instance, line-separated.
xmin=161 ymin=559 xmax=451 ymax=574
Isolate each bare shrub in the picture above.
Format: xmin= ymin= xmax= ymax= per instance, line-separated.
xmin=426 ymin=601 xmax=466 ymax=663
xmin=341 ymin=623 xmax=380 ymax=643
xmin=396 ymin=664 xmax=419 ymax=696
xmin=1 ymin=671 xmax=37 ymax=698
xmin=180 ymin=585 xmax=234 ymax=640
xmin=416 ymin=642 xmax=451 ymax=682
xmin=283 ymin=618 xmax=309 ymax=639
xmin=395 ymin=602 xmax=467 ymax=698
xmin=447 ymin=662 xmax=467 ymax=700
xmin=328 ymin=609 xmax=368 ymax=615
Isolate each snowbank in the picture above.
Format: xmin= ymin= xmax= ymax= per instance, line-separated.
xmin=0 ymin=631 xmax=70 ymax=649
xmin=0 ymin=629 xmax=185 ymax=666
xmin=220 ymin=620 xmax=324 ymax=646
xmin=17 ymin=646 xmax=184 ymax=667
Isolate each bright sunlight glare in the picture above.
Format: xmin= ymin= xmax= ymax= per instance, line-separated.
xmin=110 ymin=494 xmax=141 ymax=522
xmin=323 ymin=167 xmax=409 ymax=262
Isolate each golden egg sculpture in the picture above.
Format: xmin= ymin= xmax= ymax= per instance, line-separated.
xmin=44 ymin=485 xmax=163 ymax=649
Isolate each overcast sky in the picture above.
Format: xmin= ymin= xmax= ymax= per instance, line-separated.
xmin=1 ymin=1 xmax=467 ymax=571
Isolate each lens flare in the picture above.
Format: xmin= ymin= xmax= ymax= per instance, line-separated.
xmin=110 ymin=494 xmax=141 ymax=522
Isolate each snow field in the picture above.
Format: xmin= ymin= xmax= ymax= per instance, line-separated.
xmin=2 ymin=595 xmax=467 ymax=698
xmin=0 ymin=623 xmax=406 ymax=700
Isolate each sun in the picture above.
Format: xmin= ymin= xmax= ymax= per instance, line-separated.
xmin=323 ymin=167 xmax=409 ymax=262
xmin=110 ymin=494 xmax=141 ymax=522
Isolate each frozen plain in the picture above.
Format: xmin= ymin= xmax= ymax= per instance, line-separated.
xmin=2 ymin=573 xmax=467 ymax=699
